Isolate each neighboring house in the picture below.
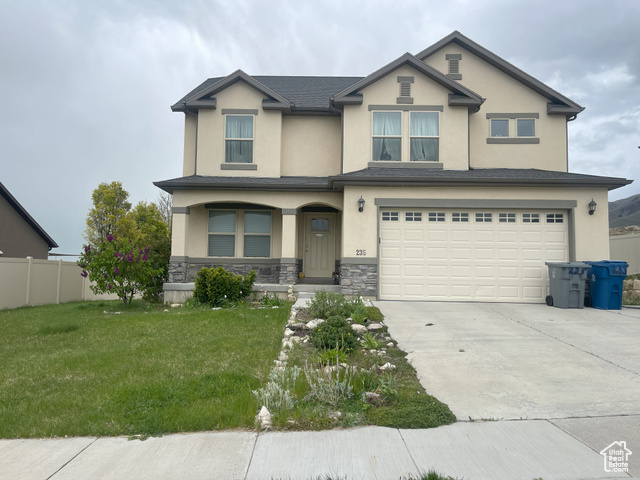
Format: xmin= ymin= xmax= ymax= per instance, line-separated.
xmin=156 ymin=31 xmax=632 ymax=303
xmin=0 ymin=181 xmax=58 ymax=259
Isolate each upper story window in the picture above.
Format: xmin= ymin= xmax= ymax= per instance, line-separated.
xmin=225 ymin=115 xmax=254 ymax=163
xmin=410 ymin=112 xmax=439 ymax=162
xmin=372 ymin=109 xmax=440 ymax=163
xmin=372 ymin=112 xmax=401 ymax=161
xmin=487 ymin=114 xmax=540 ymax=144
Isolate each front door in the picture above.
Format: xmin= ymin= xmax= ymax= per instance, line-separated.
xmin=304 ymin=214 xmax=335 ymax=278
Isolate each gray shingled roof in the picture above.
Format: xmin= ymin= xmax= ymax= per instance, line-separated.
xmin=174 ymin=76 xmax=363 ymax=111
xmin=154 ymin=175 xmax=331 ymax=194
xmin=154 ymin=169 xmax=631 ymax=194
xmin=330 ymin=168 xmax=631 ymax=190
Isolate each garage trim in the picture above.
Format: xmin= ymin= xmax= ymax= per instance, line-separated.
xmin=374 ymin=199 xmax=577 ymax=209
xmin=376 ymin=199 xmax=577 ymax=300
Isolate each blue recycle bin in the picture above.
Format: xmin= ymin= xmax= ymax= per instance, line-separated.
xmin=585 ymin=261 xmax=628 ymax=310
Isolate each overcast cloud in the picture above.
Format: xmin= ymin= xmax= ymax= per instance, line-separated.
xmin=1 ymin=0 xmax=638 ymax=255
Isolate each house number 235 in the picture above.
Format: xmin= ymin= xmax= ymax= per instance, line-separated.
xmin=356 ymin=249 xmax=367 ymax=256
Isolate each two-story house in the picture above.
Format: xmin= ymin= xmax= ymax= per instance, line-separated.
xmin=156 ymin=31 xmax=631 ymax=304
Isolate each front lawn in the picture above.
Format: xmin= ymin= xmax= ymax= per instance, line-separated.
xmin=0 ymin=301 xmax=288 ymax=438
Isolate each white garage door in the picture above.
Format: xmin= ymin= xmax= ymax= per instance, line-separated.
xmin=379 ymin=209 xmax=569 ymax=302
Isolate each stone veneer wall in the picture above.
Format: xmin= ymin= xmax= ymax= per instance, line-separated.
xmin=340 ymin=263 xmax=377 ymax=297
xmin=168 ymin=259 xmax=306 ymax=285
xmin=623 ymin=278 xmax=640 ymax=304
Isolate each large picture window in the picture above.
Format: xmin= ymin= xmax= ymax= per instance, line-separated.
xmin=372 ymin=112 xmax=401 ymax=161
xmin=225 ymin=116 xmax=254 ymax=163
xmin=208 ymin=211 xmax=236 ymax=257
xmin=410 ymin=112 xmax=439 ymax=162
xmin=244 ymin=211 xmax=271 ymax=257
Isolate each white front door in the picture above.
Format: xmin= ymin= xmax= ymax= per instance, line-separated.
xmin=304 ymin=214 xmax=335 ymax=278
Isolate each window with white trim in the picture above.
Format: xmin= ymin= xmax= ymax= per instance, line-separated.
xmin=452 ymin=212 xmax=469 ymax=222
xmin=475 ymin=212 xmax=492 ymax=222
xmin=372 ymin=112 xmax=401 ymax=161
xmin=225 ymin=115 xmax=254 ymax=163
xmin=405 ymin=212 xmax=422 ymax=222
xmin=382 ymin=211 xmax=399 ymax=221
xmin=244 ymin=211 xmax=271 ymax=257
xmin=208 ymin=211 xmax=236 ymax=257
xmin=546 ymin=213 xmax=564 ymax=223
xmin=517 ymin=119 xmax=535 ymax=137
xmin=410 ymin=112 xmax=439 ymax=162
xmin=499 ymin=213 xmax=516 ymax=223
xmin=490 ymin=119 xmax=509 ymax=137
xmin=428 ymin=212 xmax=445 ymax=222
xmin=522 ymin=213 xmax=540 ymax=223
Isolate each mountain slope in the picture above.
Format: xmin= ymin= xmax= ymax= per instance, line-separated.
xmin=609 ymin=193 xmax=640 ymax=228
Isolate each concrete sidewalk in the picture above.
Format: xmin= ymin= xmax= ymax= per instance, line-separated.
xmin=1 ymin=420 xmax=637 ymax=480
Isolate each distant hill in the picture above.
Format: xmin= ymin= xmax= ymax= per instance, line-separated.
xmin=609 ymin=193 xmax=640 ymax=228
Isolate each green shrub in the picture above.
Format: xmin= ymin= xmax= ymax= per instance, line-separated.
xmin=193 ymin=266 xmax=256 ymax=307
xmin=350 ymin=303 xmax=368 ymax=324
xmin=365 ymin=306 xmax=384 ymax=323
xmin=310 ymin=316 xmax=359 ymax=353
xmin=317 ymin=347 xmax=348 ymax=366
xmin=308 ymin=291 xmax=365 ymax=320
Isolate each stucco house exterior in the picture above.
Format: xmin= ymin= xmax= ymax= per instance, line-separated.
xmin=0 ymin=181 xmax=58 ymax=259
xmin=156 ymin=31 xmax=631 ymax=303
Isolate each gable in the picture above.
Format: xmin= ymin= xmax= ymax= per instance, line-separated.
xmin=417 ymin=31 xmax=584 ymax=117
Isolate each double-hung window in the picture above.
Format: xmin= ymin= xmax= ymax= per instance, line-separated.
xmin=372 ymin=112 xmax=401 ymax=161
xmin=410 ymin=112 xmax=439 ymax=162
xmin=225 ymin=115 xmax=253 ymax=163
xmin=208 ymin=210 xmax=271 ymax=257
xmin=244 ymin=211 xmax=271 ymax=257
xmin=208 ymin=211 xmax=236 ymax=257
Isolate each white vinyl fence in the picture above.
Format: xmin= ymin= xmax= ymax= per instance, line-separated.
xmin=610 ymin=233 xmax=640 ymax=275
xmin=0 ymin=257 xmax=118 ymax=310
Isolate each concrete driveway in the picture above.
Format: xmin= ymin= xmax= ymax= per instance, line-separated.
xmin=377 ymin=302 xmax=640 ymax=475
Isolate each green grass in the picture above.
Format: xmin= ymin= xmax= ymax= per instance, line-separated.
xmin=0 ymin=301 xmax=289 ymax=438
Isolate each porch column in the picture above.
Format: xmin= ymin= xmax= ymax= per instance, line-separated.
xmin=279 ymin=209 xmax=298 ymax=284
xmin=169 ymin=207 xmax=190 ymax=283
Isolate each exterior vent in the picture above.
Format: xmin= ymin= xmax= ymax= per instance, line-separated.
xmin=397 ymin=76 xmax=414 ymax=104
xmin=446 ymin=54 xmax=462 ymax=80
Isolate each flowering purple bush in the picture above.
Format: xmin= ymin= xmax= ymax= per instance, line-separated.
xmin=77 ymin=235 xmax=161 ymax=304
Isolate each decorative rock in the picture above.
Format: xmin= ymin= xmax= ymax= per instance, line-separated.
xmin=256 ymin=406 xmax=272 ymax=429
xmin=387 ymin=342 xmax=394 ymax=347
xmin=362 ymin=392 xmax=382 ymax=404
xmin=170 ymin=303 xmax=182 ymax=308
xmin=351 ymin=324 xmax=367 ymax=334
xmin=290 ymin=336 xmax=302 ymax=343
xmin=328 ymin=411 xmax=342 ymax=420
xmin=282 ymin=340 xmax=293 ymax=349
xmin=379 ymin=362 xmax=396 ymax=371
xmin=163 ymin=309 xmax=169 ymax=313
xmin=284 ymin=328 xmax=294 ymax=338
xmin=211 ymin=307 xmax=222 ymax=311
xmin=306 ymin=319 xmax=325 ymax=329
xmin=367 ymin=323 xmax=385 ymax=331
xmin=274 ymin=360 xmax=283 ymax=367
xmin=288 ymin=322 xmax=307 ymax=331
xmin=278 ymin=352 xmax=288 ymax=362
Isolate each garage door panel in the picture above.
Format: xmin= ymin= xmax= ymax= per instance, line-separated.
xmin=379 ymin=208 xmax=569 ymax=303
xmin=404 ymin=229 xmax=424 ymax=242
xmin=404 ymin=247 xmax=424 ymax=258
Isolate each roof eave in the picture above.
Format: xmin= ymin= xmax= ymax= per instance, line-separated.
xmin=329 ymin=174 xmax=632 ymax=192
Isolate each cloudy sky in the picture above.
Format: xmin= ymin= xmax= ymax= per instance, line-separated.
xmin=1 ymin=0 xmax=638 ymax=255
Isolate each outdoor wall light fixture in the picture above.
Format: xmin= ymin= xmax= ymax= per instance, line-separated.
xmin=358 ymin=196 xmax=365 ymax=212
xmin=588 ymin=199 xmax=597 ymax=215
